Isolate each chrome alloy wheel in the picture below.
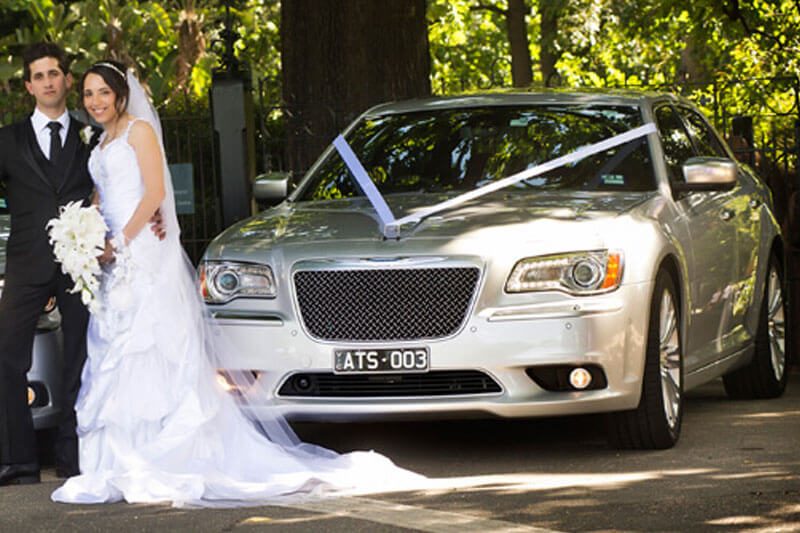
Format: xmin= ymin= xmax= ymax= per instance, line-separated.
xmin=767 ymin=266 xmax=786 ymax=382
xmin=659 ymin=289 xmax=681 ymax=430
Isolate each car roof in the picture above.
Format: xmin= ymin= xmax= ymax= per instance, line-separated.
xmin=363 ymin=89 xmax=682 ymax=117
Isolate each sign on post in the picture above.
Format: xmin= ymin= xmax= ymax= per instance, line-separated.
xmin=168 ymin=163 xmax=195 ymax=215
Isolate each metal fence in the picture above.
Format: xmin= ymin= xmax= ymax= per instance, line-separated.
xmin=0 ymin=106 xmax=222 ymax=264
xmin=161 ymin=114 xmax=221 ymax=263
xmin=614 ymin=77 xmax=800 ymax=225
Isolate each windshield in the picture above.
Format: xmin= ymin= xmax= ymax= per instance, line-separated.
xmin=298 ymin=104 xmax=656 ymax=202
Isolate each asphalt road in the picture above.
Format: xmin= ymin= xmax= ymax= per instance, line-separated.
xmin=2 ymin=369 xmax=798 ymax=532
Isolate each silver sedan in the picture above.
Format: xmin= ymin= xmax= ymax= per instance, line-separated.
xmin=201 ymin=92 xmax=789 ymax=449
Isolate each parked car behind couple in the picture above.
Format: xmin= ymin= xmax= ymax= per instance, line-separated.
xmin=0 ymin=191 xmax=64 ymax=431
xmin=201 ymin=89 xmax=790 ymax=449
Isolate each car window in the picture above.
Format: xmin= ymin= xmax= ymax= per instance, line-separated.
xmin=679 ymin=107 xmax=727 ymax=157
xmin=298 ymin=104 xmax=657 ymax=201
xmin=654 ymin=105 xmax=696 ymax=184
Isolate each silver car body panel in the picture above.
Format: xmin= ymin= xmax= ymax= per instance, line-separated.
xmin=0 ymin=212 xmax=64 ymax=430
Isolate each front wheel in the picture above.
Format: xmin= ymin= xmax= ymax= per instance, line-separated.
xmin=606 ymin=271 xmax=683 ymax=449
xmin=723 ymin=252 xmax=789 ymax=399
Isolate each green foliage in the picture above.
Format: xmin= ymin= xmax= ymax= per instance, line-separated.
xmin=0 ymin=0 xmax=797 ymax=127
xmin=0 ymin=0 xmax=281 ymax=121
xmin=428 ymin=0 xmax=514 ymax=93
xmin=427 ymin=0 xmax=799 ymax=96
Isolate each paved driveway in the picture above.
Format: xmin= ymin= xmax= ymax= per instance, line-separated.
xmin=2 ymin=370 xmax=799 ymax=532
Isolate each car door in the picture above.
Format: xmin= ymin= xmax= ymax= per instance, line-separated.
xmin=654 ymin=104 xmax=737 ymax=372
xmin=679 ymin=106 xmax=761 ymax=350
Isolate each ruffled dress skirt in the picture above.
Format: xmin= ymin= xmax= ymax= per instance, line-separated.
xmin=52 ymin=132 xmax=424 ymax=506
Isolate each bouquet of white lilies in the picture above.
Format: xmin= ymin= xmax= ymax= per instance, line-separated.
xmin=46 ymin=201 xmax=109 ymax=314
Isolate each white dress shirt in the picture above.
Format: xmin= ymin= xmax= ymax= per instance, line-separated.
xmin=30 ymin=108 xmax=70 ymax=160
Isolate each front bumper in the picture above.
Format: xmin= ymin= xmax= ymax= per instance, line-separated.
xmin=214 ymin=282 xmax=654 ymax=422
xmin=28 ymin=328 xmax=63 ymax=430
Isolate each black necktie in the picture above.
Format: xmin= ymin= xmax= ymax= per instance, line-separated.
xmin=47 ymin=121 xmax=63 ymax=163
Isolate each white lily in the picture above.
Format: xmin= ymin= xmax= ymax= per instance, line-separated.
xmin=47 ymin=201 xmax=109 ymax=313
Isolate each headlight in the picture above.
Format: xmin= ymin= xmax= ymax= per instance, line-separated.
xmin=199 ymin=261 xmax=276 ymax=304
xmin=506 ymin=250 xmax=623 ymax=295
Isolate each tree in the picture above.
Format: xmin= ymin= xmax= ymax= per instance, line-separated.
xmin=538 ymin=0 xmax=566 ymax=87
xmin=280 ymin=0 xmax=431 ymax=173
xmin=428 ymin=1 xmax=512 ymax=93
xmin=470 ymin=0 xmax=533 ymax=87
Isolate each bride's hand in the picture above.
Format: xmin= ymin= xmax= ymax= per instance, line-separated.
xmin=150 ymin=208 xmax=166 ymax=241
xmin=97 ymin=238 xmax=116 ymax=266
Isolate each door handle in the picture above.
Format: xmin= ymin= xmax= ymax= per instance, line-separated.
xmin=720 ymin=209 xmax=735 ymax=221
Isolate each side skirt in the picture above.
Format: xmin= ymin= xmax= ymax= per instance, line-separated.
xmin=684 ymin=343 xmax=754 ymax=391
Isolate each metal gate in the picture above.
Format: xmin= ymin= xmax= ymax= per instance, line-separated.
xmin=161 ymin=114 xmax=221 ymax=263
xmin=626 ymin=77 xmax=799 ymax=228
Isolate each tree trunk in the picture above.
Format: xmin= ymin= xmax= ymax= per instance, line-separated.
xmin=539 ymin=0 xmax=563 ymax=87
xmin=281 ymin=0 xmax=431 ymax=174
xmin=677 ymin=33 xmax=710 ymax=83
xmin=507 ymin=0 xmax=533 ymax=87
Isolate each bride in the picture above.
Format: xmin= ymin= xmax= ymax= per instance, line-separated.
xmin=51 ymin=61 xmax=424 ymax=506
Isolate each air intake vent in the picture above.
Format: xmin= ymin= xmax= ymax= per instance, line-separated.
xmin=279 ymin=370 xmax=502 ymax=397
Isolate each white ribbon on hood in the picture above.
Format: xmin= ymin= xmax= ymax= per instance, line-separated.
xmin=333 ymin=122 xmax=657 ymax=239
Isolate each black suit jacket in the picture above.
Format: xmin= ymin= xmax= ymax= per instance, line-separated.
xmin=0 ymin=115 xmax=98 ymax=285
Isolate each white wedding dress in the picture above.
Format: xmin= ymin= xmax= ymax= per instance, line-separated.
xmin=51 ymin=118 xmax=424 ymax=506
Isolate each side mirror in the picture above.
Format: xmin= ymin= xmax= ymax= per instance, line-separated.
xmin=253 ymin=172 xmax=290 ymax=204
xmin=673 ymin=157 xmax=737 ymax=194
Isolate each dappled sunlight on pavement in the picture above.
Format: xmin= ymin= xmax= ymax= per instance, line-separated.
xmin=415 ymin=468 xmax=713 ymax=495
xmin=2 ymin=371 xmax=798 ymax=532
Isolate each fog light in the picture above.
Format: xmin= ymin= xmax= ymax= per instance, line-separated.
xmin=216 ymin=370 xmax=261 ymax=395
xmin=27 ymin=386 xmax=36 ymax=406
xmin=569 ymin=367 xmax=592 ymax=390
xmin=216 ymin=372 xmax=235 ymax=392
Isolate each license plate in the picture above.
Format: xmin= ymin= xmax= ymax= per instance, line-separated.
xmin=334 ymin=347 xmax=430 ymax=373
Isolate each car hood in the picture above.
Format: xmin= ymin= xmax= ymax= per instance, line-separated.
xmin=206 ymin=191 xmax=655 ymax=257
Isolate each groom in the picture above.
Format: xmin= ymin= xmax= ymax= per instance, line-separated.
xmin=0 ymin=42 xmax=162 ymax=486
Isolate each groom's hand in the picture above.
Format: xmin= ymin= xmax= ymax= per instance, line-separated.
xmin=97 ymin=238 xmax=116 ymax=266
xmin=150 ymin=209 xmax=166 ymax=241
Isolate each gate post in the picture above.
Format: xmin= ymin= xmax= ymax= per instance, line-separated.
xmin=210 ymin=0 xmax=256 ymax=228
xmin=731 ymin=115 xmax=755 ymax=166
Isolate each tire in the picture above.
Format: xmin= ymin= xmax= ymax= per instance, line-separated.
xmin=607 ymin=271 xmax=683 ymax=449
xmin=723 ymin=252 xmax=790 ymax=399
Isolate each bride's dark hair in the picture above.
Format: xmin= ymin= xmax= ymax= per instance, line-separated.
xmin=80 ymin=60 xmax=130 ymax=116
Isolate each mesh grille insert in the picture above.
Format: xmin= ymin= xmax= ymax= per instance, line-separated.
xmin=294 ymin=267 xmax=480 ymax=341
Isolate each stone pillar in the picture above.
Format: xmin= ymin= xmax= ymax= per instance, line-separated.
xmin=211 ymin=71 xmax=255 ymax=227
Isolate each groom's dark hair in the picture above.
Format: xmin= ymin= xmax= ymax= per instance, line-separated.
xmin=23 ymin=42 xmax=70 ymax=81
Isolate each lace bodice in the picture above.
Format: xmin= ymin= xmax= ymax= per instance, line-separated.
xmin=88 ymin=119 xmax=145 ymax=236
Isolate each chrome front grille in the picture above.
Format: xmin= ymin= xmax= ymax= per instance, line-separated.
xmin=294 ymin=267 xmax=480 ymax=341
